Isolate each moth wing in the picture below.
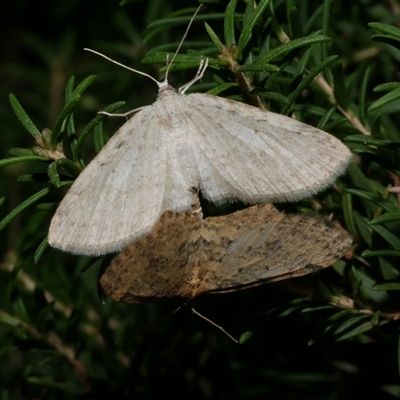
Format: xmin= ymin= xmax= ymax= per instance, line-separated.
xmin=197 ymin=204 xmax=351 ymax=294
xmin=100 ymin=211 xmax=202 ymax=303
xmin=49 ymin=106 xmax=192 ymax=256
xmin=187 ymin=93 xmax=352 ymax=204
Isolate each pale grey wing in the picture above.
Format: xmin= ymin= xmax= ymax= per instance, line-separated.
xmin=100 ymin=211 xmax=202 ymax=303
xmin=151 ymin=94 xmax=202 ymax=212
xmin=49 ymin=106 xmax=170 ymax=256
xmin=186 ymin=93 xmax=352 ymax=204
xmin=198 ymin=204 xmax=351 ymax=294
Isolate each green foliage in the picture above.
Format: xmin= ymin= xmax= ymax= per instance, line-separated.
xmin=1 ymin=0 xmax=400 ymax=398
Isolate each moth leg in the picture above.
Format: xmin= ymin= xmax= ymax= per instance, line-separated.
xmin=179 ymin=58 xmax=209 ymax=94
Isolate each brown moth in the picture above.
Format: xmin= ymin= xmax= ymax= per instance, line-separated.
xmin=100 ymin=204 xmax=351 ymax=303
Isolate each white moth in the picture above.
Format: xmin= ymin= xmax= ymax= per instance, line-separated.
xmin=49 ymin=16 xmax=352 ymax=256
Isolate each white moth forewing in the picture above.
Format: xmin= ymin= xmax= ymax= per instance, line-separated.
xmin=49 ymin=8 xmax=352 ymax=256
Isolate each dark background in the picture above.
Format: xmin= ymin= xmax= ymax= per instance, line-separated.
xmin=1 ymin=0 xmax=400 ymax=398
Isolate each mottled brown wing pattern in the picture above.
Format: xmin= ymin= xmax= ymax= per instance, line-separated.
xmin=101 ymin=204 xmax=351 ymax=302
xmin=197 ymin=204 xmax=351 ymax=294
xmin=100 ymin=210 xmax=202 ymax=303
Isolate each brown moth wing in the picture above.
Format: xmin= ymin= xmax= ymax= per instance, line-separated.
xmin=100 ymin=210 xmax=202 ymax=303
xmin=195 ymin=204 xmax=352 ymax=295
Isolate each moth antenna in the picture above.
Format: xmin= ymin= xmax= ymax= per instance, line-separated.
xmin=191 ymin=307 xmax=239 ymax=344
xmin=84 ymin=5 xmax=203 ymax=89
xmin=163 ymin=4 xmax=203 ymax=84
xmin=84 ymin=48 xmax=160 ymax=86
